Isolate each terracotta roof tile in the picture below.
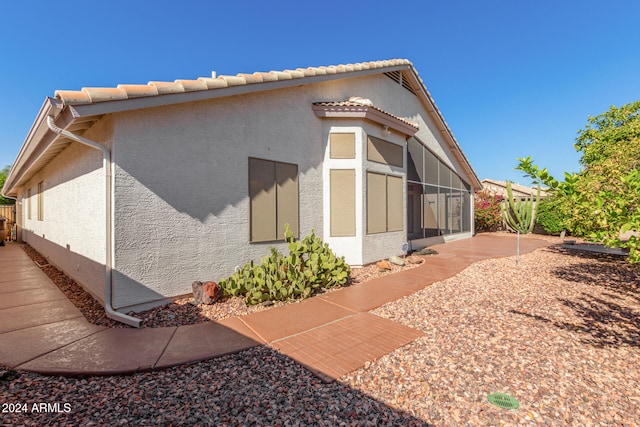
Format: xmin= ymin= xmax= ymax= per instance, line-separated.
xmin=284 ymin=69 xmax=306 ymax=78
xmin=219 ymin=75 xmax=247 ymax=86
xmin=82 ymin=87 xmax=128 ymax=103
xmin=254 ymin=72 xmax=279 ymax=82
xmin=197 ymin=77 xmax=228 ymax=89
xmin=175 ymin=79 xmax=207 ymax=92
xmin=237 ymin=73 xmax=263 ymax=84
xmin=269 ymin=70 xmax=293 ymax=80
xmin=53 ymin=90 xmax=92 ymax=104
xmin=313 ymin=97 xmax=419 ymax=129
xmin=148 ymin=81 xmax=186 ymax=94
xmin=117 ymin=84 xmax=159 ymax=98
xmin=53 ymin=59 xmax=414 ymax=106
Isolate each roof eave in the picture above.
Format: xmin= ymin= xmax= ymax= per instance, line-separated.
xmin=1 ymin=98 xmax=63 ymax=198
xmin=67 ymin=64 xmax=413 ymax=118
xmin=312 ymin=104 xmax=418 ymax=136
xmin=404 ymin=66 xmax=482 ymax=191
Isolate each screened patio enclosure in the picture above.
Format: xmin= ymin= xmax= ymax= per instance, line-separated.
xmin=406 ymin=137 xmax=472 ymax=246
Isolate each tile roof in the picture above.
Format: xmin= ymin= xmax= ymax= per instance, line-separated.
xmin=54 ymin=59 xmax=413 ymax=106
xmin=312 ymin=97 xmax=419 ymax=130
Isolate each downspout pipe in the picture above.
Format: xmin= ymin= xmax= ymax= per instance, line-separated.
xmin=46 ymin=116 xmax=141 ymax=328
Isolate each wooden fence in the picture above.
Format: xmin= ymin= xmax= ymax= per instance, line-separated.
xmin=0 ymin=205 xmax=16 ymax=241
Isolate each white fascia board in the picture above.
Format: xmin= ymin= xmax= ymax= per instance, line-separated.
xmin=2 ymin=98 xmax=62 ymax=197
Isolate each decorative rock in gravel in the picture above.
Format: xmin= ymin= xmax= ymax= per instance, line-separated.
xmin=389 ymin=256 xmax=405 ymax=266
xmin=405 ymin=255 xmax=424 ymax=265
xmin=414 ymin=247 xmax=438 ymax=256
xmin=192 ymin=281 xmax=223 ymax=305
xmin=376 ymin=260 xmax=392 ymax=271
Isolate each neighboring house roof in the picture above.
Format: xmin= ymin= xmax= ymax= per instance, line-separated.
xmin=482 ymin=179 xmax=548 ymax=199
xmin=2 ymin=59 xmax=481 ymax=198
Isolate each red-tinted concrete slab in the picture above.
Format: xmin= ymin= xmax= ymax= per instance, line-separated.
xmin=0 ymin=299 xmax=83 ymax=334
xmin=240 ymin=297 xmax=356 ymax=343
xmin=271 ymin=313 xmax=424 ymax=381
xmin=0 ymin=318 xmax=106 ymax=368
xmin=0 ymin=286 xmax=68 ymax=309
xmin=217 ymin=316 xmax=267 ymax=343
xmin=366 ymin=272 xmax=432 ymax=292
xmin=156 ymin=318 xmax=264 ymax=368
xmin=317 ymin=281 xmax=415 ymax=312
xmin=18 ymin=327 xmax=177 ymax=375
xmin=431 ymin=234 xmax=549 ymax=259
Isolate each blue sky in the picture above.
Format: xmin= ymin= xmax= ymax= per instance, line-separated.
xmin=1 ymin=1 xmax=639 ymax=185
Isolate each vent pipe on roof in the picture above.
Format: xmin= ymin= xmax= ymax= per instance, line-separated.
xmin=46 ymin=116 xmax=142 ymax=328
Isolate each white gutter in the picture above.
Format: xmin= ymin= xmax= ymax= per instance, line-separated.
xmin=46 ymin=116 xmax=141 ymax=328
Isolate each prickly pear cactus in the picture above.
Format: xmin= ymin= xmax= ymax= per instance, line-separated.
xmin=219 ymin=224 xmax=350 ymax=305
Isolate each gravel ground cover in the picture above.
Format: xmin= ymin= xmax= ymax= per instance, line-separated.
xmin=5 ymin=235 xmax=639 ymax=425
xmin=344 ymin=239 xmax=640 ymax=425
xmin=0 ymin=346 xmax=425 ymax=426
xmin=21 ymin=244 xmax=420 ymax=328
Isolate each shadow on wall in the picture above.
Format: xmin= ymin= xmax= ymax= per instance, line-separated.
xmin=21 ymin=231 xmax=176 ymax=314
xmin=114 ymin=92 xmax=326 ymax=223
xmin=511 ymin=246 xmax=640 ymax=349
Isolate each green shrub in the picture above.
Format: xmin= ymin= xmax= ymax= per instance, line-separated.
xmin=535 ymin=195 xmax=567 ymax=235
xmin=218 ymin=225 xmax=350 ymax=305
xmin=474 ymin=189 xmax=504 ymax=232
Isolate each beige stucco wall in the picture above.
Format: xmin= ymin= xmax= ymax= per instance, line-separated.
xmin=111 ymin=85 xmax=328 ymax=310
xmin=9 ymin=71 xmax=476 ymax=315
xmin=19 ymin=117 xmax=114 ymax=303
xmin=109 ymin=74 xmax=421 ymax=310
xmin=109 ymin=73 xmax=476 ymax=311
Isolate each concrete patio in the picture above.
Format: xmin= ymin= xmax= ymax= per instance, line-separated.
xmin=0 ymin=234 xmax=550 ymax=381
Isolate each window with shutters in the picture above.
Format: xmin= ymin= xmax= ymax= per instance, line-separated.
xmin=249 ymin=158 xmax=299 ymax=242
xmin=366 ymin=171 xmax=403 ymax=234
xmin=37 ymin=181 xmax=44 ymax=221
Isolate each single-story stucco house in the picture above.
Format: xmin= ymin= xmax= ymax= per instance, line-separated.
xmin=2 ymin=59 xmax=481 ymax=326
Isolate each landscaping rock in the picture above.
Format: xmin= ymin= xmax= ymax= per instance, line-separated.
xmin=405 ymin=255 xmax=424 ymax=265
xmin=414 ymin=247 xmax=438 ymax=256
xmin=192 ymin=281 xmax=223 ymax=305
xmin=376 ymin=260 xmax=391 ymax=271
xmin=389 ymin=255 xmax=405 ymax=266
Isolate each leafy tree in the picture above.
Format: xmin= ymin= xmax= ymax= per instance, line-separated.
xmin=516 ymin=101 xmax=640 ymax=263
xmin=575 ymin=101 xmax=640 ymax=166
xmin=0 ymin=165 xmax=13 ymax=205
xmin=535 ymin=194 xmax=569 ymax=235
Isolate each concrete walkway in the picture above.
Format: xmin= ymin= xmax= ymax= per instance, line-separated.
xmin=0 ymin=234 xmax=550 ymax=381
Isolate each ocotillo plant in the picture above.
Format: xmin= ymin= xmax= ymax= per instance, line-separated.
xmin=500 ymin=181 xmax=540 ymax=234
